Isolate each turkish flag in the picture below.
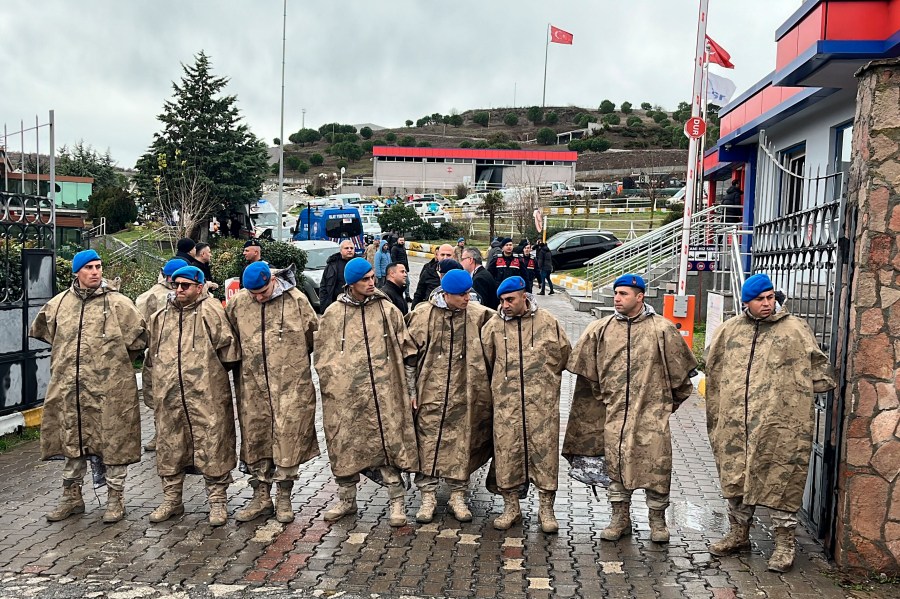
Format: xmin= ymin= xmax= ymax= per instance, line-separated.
xmin=705 ymin=35 xmax=734 ymax=68
xmin=550 ymin=25 xmax=573 ymax=45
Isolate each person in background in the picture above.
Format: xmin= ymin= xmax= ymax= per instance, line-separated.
xmin=521 ymin=244 xmax=538 ymax=290
xmin=174 ymin=238 xmax=201 ymax=267
xmin=462 ymin=247 xmax=498 ymax=311
xmin=486 ymin=237 xmax=502 ymax=264
xmin=390 ymin=236 xmax=412 ymax=303
xmin=193 ymin=242 xmax=219 ymax=290
xmin=412 ymin=244 xmax=454 ymax=309
xmin=318 ymin=240 xmax=355 ymax=312
xmin=453 ymin=237 xmax=466 ymax=262
xmin=364 ymin=235 xmax=379 ymax=266
xmin=487 ymin=238 xmax=523 ymax=284
xmin=240 ymin=239 xmax=263 ymax=289
xmin=374 ymin=239 xmax=391 ymax=287
xmin=380 ymin=262 xmax=409 ymax=316
xmin=535 ymin=242 xmax=555 ymax=295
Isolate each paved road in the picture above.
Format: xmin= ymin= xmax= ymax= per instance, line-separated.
xmin=0 ymin=256 xmax=891 ymax=599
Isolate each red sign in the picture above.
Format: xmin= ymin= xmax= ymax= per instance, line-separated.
xmin=684 ymin=117 xmax=707 ymax=139
xmin=224 ymin=277 xmax=240 ymax=303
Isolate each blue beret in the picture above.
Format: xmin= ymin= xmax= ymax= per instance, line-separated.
xmin=171 ymin=266 xmax=205 ymax=285
xmin=457 ymin=237 xmax=465 ymax=243
xmin=741 ymin=273 xmax=774 ymax=303
xmin=438 ymin=259 xmax=463 ymax=274
xmin=344 ymin=257 xmax=373 ymax=285
xmin=497 ymin=276 xmax=526 ymax=298
xmin=442 ymin=270 xmax=473 ymax=295
xmin=162 ymin=258 xmax=188 ymax=277
xmin=243 ymin=261 xmax=272 ymax=291
xmin=72 ymin=249 xmax=101 ymax=274
xmin=613 ymin=273 xmax=646 ymax=291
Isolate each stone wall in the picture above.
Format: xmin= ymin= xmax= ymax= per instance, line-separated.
xmin=836 ymin=58 xmax=900 ymax=573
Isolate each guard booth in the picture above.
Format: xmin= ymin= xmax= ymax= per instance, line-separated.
xmin=0 ymin=192 xmax=56 ymax=416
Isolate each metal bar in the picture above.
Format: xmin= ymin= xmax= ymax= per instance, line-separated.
xmin=49 ymin=110 xmax=56 ymax=250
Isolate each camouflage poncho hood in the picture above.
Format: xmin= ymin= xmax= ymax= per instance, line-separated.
xmin=29 ymin=279 xmax=148 ymax=466
xmin=498 ymin=292 xmax=539 ymax=321
xmin=705 ymin=307 xmax=836 ymax=512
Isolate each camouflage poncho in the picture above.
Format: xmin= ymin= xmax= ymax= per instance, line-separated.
xmin=315 ymin=288 xmax=419 ymax=478
xmin=135 ymin=280 xmax=173 ymax=405
xmin=565 ymin=307 xmax=697 ymax=495
xmin=226 ymin=267 xmax=320 ymax=469
xmin=705 ymin=309 xmax=835 ymax=512
xmin=29 ymin=280 xmax=148 ymax=466
xmin=406 ymin=291 xmax=493 ymax=481
xmin=146 ymin=293 xmax=241 ymax=478
xmin=481 ymin=295 xmax=571 ymax=492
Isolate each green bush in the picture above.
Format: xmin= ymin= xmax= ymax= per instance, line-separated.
xmin=310 ymin=153 xmax=324 ymax=166
xmin=503 ymin=113 xmax=518 ymax=126
xmin=449 ymin=114 xmax=463 ymax=127
xmin=602 ymin=113 xmax=620 ymax=125
xmin=455 ymin=184 xmax=468 ymax=200
xmin=405 ymin=119 xmax=413 ymax=127
xmin=417 ymin=141 xmax=432 ymax=147
xmin=599 ymin=100 xmax=616 ymax=114
xmin=398 ymin=136 xmax=416 ymax=147
xmin=526 ymin=106 xmax=543 ymax=124
xmin=209 ymin=238 xmax=307 ymax=298
xmin=621 ymin=102 xmax=633 ymax=114
xmin=87 ymin=187 xmax=137 ymax=234
xmin=652 ymin=112 xmax=669 ymax=124
xmin=359 ymin=126 xmax=373 ymax=139
xmin=378 ymin=203 xmax=424 ymax=236
xmin=626 ymin=115 xmax=642 ymax=127
xmin=437 ymin=221 xmax=462 ymax=240
xmin=641 ymin=102 xmax=652 ymax=110
xmin=472 ymin=112 xmax=489 ymax=127
xmin=473 ymin=140 xmax=489 ymax=149
xmin=459 ymin=140 xmax=473 ymax=149
xmin=384 ymin=132 xmax=397 ymax=143
xmin=545 ymin=111 xmax=559 ymax=125
xmin=536 ymin=127 xmax=556 ymax=145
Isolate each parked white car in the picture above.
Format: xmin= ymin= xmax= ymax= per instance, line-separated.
xmin=361 ymin=214 xmax=382 ymax=238
xmin=291 ymin=239 xmax=341 ymax=314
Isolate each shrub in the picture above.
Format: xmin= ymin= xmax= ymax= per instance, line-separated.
xmin=455 ymin=184 xmax=468 ymax=200
xmin=526 ymin=106 xmax=543 ymax=124
xmin=378 ymin=203 xmax=423 ymax=236
xmin=472 ymin=112 xmax=489 ymax=127
xmin=285 ymin=155 xmax=302 ymax=170
xmin=652 ymin=112 xmax=669 ymax=124
xmin=336 ymin=159 xmax=348 ymax=169
xmin=620 ymin=101 xmax=632 ymax=114
xmin=398 ymin=136 xmax=416 ymax=147
xmin=297 ymin=161 xmax=309 ymax=174
xmin=449 ymin=114 xmax=464 ymax=127
xmin=459 ymin=140 xmax=473 ymax=148
xmin=384 ymin=132 xmax=397 ymax=143
xmin=545 ymin=111 xmax=559 ymax=125
xmin=503 ymin=112 xmax=519 ymax=126
xmin=360 ymin=140 xmax=374 ymax=153
xmin=473 ymin=140 xmax=490 ymax=149
xmin=417 ymin=141 xmax=432 ymax=147
xmin=602 ymin=113 xmax=620 ymax=125
xmin=273 ymin=137 xmax=281 ymax=145
xmin=626 ymin=115 xmax=642 ymax=127
xmin=599 ymin=100 xmax=616 ymax=114
xmin=87 ymin=187 xmax=137 ymax=234
xmin=536 ymin=127 xmax=556 ymax=145
xmin=640 ymin=102 xmax=652 ymax=110
xmin=405 ymin=119 xmax=413 ymax=127
xmin=577 ymin=113 xmax=597 ymax=128
xmin=372 ymin=138 xmax=386 ymax=146
xmin=359 ymin=126 xmax=373 ymax=139
xmin=437 ymin=221 xmax=462 ymax=240
xmin=210 ymin=238 xmax=306 ymax=298
xmin=309 ymin=153 xmax=324 ymax=166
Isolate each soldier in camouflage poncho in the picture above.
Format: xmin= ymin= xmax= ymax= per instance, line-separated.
xmin=315 ymin=258 xmax=419 ymax=527
xmin=29 ymin=249 xmax=148 ymax=524
xmin=566 ymin=274 xmax=696 ymax=543
xmin=482 ymin=276 xmax=571 ymax=534
xmin=145 ymin=266 xmax=241 ymax=527
xmin=226 ymin=263 xmax=319 ymax=524
xmin=405 ymin=270 xmax=493 ymax=524
xmin=135 ymin=258 xmax=188 ymax=452
xmin=705 ymin=274 xmax=835 ymax=572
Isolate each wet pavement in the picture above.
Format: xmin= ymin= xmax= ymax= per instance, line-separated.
xmin=0 ymin=257 xmax=894 ymax=599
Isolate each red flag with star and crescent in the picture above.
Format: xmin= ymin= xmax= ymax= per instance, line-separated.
xmin=705 ymin=35 xmax=734 ymax=68
xmin=550 ymin=25 xmax=573 ymax=45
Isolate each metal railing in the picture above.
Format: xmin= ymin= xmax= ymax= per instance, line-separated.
xmin=85 ymin=217 xmax=106 ymax=239
xmin=107 ymin=225 xmax=176 ymax=266
xmin=584 ymin=205 xmax=731 ymax=297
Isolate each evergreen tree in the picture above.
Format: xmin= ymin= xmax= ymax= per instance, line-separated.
xmin=134 ymin=51 xmax=268 ymax=230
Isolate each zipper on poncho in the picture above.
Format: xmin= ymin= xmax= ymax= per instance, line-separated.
xmin=177 ymin=309 xmax=196 ymax=466
xmin=517 ymin=318 xmax=530 ymax=486
xmin=617 ymin=318 xmax=632 ymax=483
xmin=743 ymin=320 xmax=761 ymax=447
xmin=360 ymin=302 xmax=391 ymax=465
xmin=261 ymin=302 xmax=275 ymax=441
xmin=74 ymin=296 xmax=86 ymax=456
xmin=431 ymin=311 xmax=455 ymax=477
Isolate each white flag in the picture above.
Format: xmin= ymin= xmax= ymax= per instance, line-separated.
xmin=707 ymin=72 xmax=737 ymax=106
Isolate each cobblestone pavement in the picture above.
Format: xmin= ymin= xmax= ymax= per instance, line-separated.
xmin=0 ymin=257 xmax=895 ymax=599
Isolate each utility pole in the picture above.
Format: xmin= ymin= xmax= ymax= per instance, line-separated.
xmin=277 ymin=0 xmax=287 ymax=242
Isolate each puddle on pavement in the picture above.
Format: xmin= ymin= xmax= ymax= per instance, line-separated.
xmin=670 ymin=500 xmax=729 ymax=534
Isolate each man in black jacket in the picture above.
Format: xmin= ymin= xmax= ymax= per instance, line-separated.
xmin=379 ymin=262 xmax=409 ymax=315
xmin=318 ymin=240 xmax=356 ymax=312
xmin=462 ymin=247 xmax=498 ymax=310
xmin=487 ymin=238 xmax=524 ymax=284
xmin=412 ymin=244 xmax=454 ymax=309
xmin=174 ymin=238 xmax=201 ymax=267
xmin=390 ymin=236 xmax=411 ymax=302
xmin=721 ymin=179 xmax=743 ymax=224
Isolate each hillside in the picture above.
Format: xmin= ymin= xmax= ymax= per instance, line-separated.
xmin=277 ymin=101 xmax=715 ymax=185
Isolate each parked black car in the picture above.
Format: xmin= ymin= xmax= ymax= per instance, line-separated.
xmin=547 ymin=229 xmax=622 ymax=271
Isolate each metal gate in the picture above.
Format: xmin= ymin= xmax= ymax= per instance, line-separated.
xmin=752 ymin=131 xmax=855 ymax=546
xmin=0 ymin=191 xmax=56 ymax=416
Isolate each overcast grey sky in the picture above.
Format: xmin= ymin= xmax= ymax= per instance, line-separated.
xmin=2 ymin=1 xmax=799 ymax=168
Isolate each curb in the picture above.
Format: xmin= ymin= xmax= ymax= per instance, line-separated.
xmin=551 ymin=273 xmax=593 ymax=292
xmin=0 ymin=406 xmax=42 ymax=436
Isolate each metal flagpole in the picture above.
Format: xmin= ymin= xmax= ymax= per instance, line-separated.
xmin=49 ymin=110 xmax=56 ymax=249
xmin=277 ymin=0 xmax=287 ymax=242
xmin=698 ymin=53 xmax=710 ymax=213
xmin=542 ymin=23 xmax=549 ymax=108
xmin=677 ymin=0 xmax=710 ymax=296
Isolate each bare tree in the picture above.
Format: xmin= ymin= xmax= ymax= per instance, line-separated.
xmin=152 ymin=168 xmax=214 ymax=241
xmin=504 ymin=166 xmax=547 ymax=238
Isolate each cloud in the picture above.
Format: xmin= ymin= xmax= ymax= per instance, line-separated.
xmin=1 ymin=0 xmax=798 ymax=168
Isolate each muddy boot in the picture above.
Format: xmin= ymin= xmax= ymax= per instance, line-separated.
xmin=416 ymin=491 xmax=437 ymax=524
xmin=448 ymin=490 xmax=472 ymax=522
xmin=323 ymin=485 xmax=358 ymax=521
xmin=709 ymin=516 xmax=751 ymax=556
xmin=235 ymin=482 xmax=274 ymax=522
xmin=102 ymin=489 xmax=126 ymax=524
xmin=275 ymin=482 xmax=295 ymax=524
xmin=208 ymin=501 xmax=228 ymax=526
xmin=143 ymin=433 xmax=157 ymax=452
xmin=388 ymin=497 xmax=407 ymax=527
xmin=649 ymin=508 xmax=670 ymax=543
xmin=767 ymin=527 xmax=796 ymax=572
xmin=493 ymin=492 xmax=522 ymax=530
xmin=538 ymin=491 xmax=559 ymax=534
xmin=46 ymin=481 xmax=85 ymax=522
xmin=150 ymin=477 xmax=184 ymax=522
xmin=600 ymin=502 xmax=632 ymax=541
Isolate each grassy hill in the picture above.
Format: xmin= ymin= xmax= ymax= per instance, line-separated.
xmin=278 ymin=101 xmax=712 ymax=185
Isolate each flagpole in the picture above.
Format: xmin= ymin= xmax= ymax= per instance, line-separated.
xmin=698 ymin=53 xmax=710 ymax=212
xmin=677 ymin=0 xmax=710 ymax=296
xmin=542 ymin=23 xmax=549 ymax=108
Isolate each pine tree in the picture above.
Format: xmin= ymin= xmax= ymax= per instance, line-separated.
xmin=134 ymin=51 xmax=268 ymax=234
